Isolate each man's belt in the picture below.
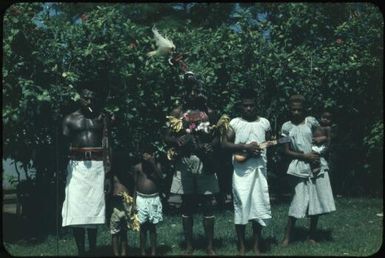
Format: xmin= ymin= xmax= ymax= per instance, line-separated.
xmin=69 ymin=147 xmax=104 ymax=161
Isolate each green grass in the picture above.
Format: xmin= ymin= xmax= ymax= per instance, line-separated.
xmin=3 ymin=197 xmax=383 ymax=256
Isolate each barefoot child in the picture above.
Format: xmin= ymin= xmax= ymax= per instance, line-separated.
xmin=133 ymin=144 xmax=163 ymax=256
xmin=318 ymin=109 xmax=340 ymax=196
xmin=281 ymin=95 xmax=335 ymax=246
xmin=110 ymin=151 xmax=140 ymax=256
xmin=222 ymin=88 xmax=272 ymax=255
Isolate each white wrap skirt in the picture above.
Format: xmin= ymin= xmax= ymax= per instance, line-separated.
xmin=62 ymin=160 xmax=105 ymax=227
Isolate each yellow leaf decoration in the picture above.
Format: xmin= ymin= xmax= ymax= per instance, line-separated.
xmin=167 ymin=147 xmax=177 ymax=161
xmin=120 ymin=191 xmax=134 ymax=204
xmin=129 ymin=213 xmax=141 ymax=232
xmin=165 ymin=115 xmax=182 ymax=161
xmin=119 ymin=192 xmax=140 ymax=232
xmin=213 ymin=114 xmax=230 ymax=137
xmin=166 ymin=115 xmax=183 ymax=133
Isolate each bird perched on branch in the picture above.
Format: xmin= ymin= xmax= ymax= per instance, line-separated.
xmin=147 ymin=26 xmax=176 ymax=57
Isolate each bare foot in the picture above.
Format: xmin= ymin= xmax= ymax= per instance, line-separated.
xmin=140 ymin=250 xmax=146 ymax=256
xmin=206 ymin=248 xmax=216 ymax=255
xmin=253 ymin=247 xmax=261 ymax=255
xmin=281 ymin=238 xmax=289 ymax=247
xmin=87 ymin=248 xmax=98 ymax=257
xmin=151 ymin=247 xmax=156 ymax=256
xmin=238 ymin=246 xmax=245 ymax=256
xmin=183 ymin=247 xmax=194 ymax=256
xmin=307 ymin=238 xmax=318 ymax=244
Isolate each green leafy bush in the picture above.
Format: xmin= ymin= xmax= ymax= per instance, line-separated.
xmin=3 ymin=3 xmax=383 ymax=197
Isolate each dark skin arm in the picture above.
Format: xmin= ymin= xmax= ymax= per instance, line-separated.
xmin=59 ymin=115 xmax=72 ymax=170
xmin=132 ymin=165 xmax=138 ymax=208
xmin=265 ymin=130 xmax=272 ymax=143
xmin=111 ymin=174 xmax=129 ymax=195
xmin=313 ymin=135 xmax=328 ymax=144
xmin=221 ymin=126 xmax=261 ymax=154
xmin=198 ymin=138 xmax=217 ymax=153
xmin=112 ymin=175 xmax=120 ymax=187
xmin=62 ymin=115 xmax=72 ymax=138
xmin=61 ymin=114 xmax=76 ymax=152
xmin=164 ymin=129 xmax=189 ymax=147
xmin=315 ymin=127 xmax=332 ymax=147
xmin=155 ymin=163 xmax=162 ymax=179
xmin=102 ymin=112 xmax=114 ymax=177
xmin=101 ymin=112 xmax=114 ymax=194
xmin=283 ymin=143 xmax=320 ymax=162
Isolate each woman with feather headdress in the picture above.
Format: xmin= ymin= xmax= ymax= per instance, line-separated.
xmin=163 ymin=71 xmax=231 ymax=255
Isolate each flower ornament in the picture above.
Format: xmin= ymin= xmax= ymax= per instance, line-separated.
xmin=165 ymin=110 xmax=231 ymax=161
xmin=196 ymin=121 xmax=210 ymax=133
xmin=183 ymin=111 xmax=191 ymax=121
xmin=166 ymin=115 xmax=183 ymax=133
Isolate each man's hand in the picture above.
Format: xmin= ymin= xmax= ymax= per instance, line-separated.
xmin=264 ymin=141 xmax=275 ymax=148
xmin=176 ymin=134 xmax=192 ymax=147
xmin=244 ymin=142 xmax=261 ymax=154
xmin=104 ymin=177 xmax=112 ymax=195
xmin=303 ymin=152 xmax=320 ymax=162
xmin=200 ymin=143 xmax=213 ymax=154
xmin=109 ymin=113 xmax=117 ymax=125
xmin=312 ymin=136 xmax=327 ymax=144
xmin=142 ymin=153 xmax=156 ymax=165
xmin=177 ymin=137 xmax=187 ymax=147
xmin=312 ymin=166 xmax=321 ymax=175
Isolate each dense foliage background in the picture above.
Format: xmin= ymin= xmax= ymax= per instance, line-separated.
xmin=2 ymin=3 xmax=383 ymax=234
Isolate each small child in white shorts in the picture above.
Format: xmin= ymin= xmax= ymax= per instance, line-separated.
xmin=133 ymin=143 xmax=163 ymax=256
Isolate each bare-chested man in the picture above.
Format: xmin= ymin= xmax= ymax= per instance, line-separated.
xmin=61 ymin=82 xmax=112 ymax=256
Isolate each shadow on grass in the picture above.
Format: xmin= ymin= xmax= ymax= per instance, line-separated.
xmin=93 ymin=240 xmax=173 ymax=256
xmin=2 ymin=212 xmax=48 ymax=245
xmin=215 ymin=202 xmax=234 ymax=212
xmin=270 ymin=193 xmax=293 ymax=205
xmin=261 ymin=236 xmax=279 ymax=252
xmin=162 ymin=203 xmax=180 ymax=216
xmin=196 ymin=234 xmax=224 ymax=250
xmin=157 ymin=244 xmax=173 ymax=255
xmin=92 ymin=245 xmax=113 ymax=256
xmin=290 ymin=226 xmax=334 ymax=243
xmin=128 ymin=244 xmax=172 ymax=256
xmin=177 ymin=234 xmax=223 ymax=251
xmin=176 ymin=234 xmax=225 ymax=252
xmin=96 ymin=245 xmax=152 ymax=257
xmin=243 ymin=236 xmax=279 ymax=253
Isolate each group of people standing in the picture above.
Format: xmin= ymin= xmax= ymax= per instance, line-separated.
xmin=60 ymin=71 xmax=336 ymax=256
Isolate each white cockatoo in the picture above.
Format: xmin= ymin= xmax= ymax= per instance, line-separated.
xmin=147 ymin=26 xmax=176 ymax=57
